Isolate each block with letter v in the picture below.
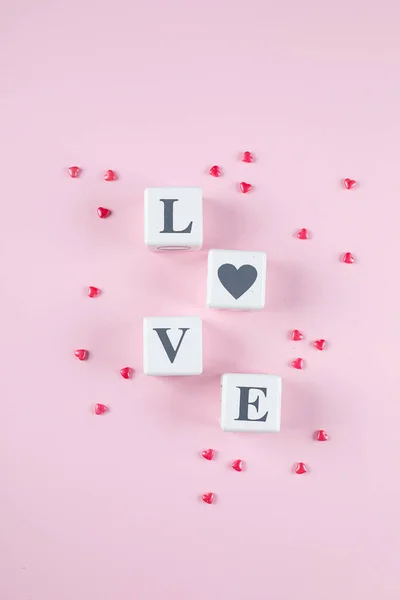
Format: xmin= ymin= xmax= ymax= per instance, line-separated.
xmin=143 ymin=317 xmax=202 ymax=376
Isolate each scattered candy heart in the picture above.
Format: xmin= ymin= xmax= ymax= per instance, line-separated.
xmin=74 ymin=349 xmax=88 ymax=361
xmin=94 ymin=403 xmax=109 ymax=415
xmin=231 ymin=459 xmax=244 ymax=472
xmin=120 ymin=367 xmax=134 ymax=380
xmin=291 ymin=358 xmax=304 ymax=369
xmin=242 ymin=151 xmax=254 ymax=163
xmin=68 ymin=166 xmax=80 ymax=178
xmin=97 ymin=207 xmax=111 ymax=219
xmin=296 ymin=228 xmax=309 ymax=240
xmin=315 ymin=429 xmax=329 ymax=441
xmin=295 ymin=462 xmax=307 ymax=474
xmin=291 ymin=329 xmax=304 ymax=341
xmin=343 ymin=178 xmax=357 ymax=189
xmin=87 ymin=286 xmax=101 ymax=298
xmin=104 ymin=169 xmax=117 ymax=181
xmin=240 ymin=182 xmax=252 ymax=193
xmin=313 ymin=339 xmax=326 ymax=351
xmin=201 ymin=492 xmax=215 ymax=504
xmin=342 ymin=252 xmax=355 ymax=264
xmin=209 ymin=165 xmax=221 ymax=177
xmin=201 ymin=449 xmax=215 ymax=461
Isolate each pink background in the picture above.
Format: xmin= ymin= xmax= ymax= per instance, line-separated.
xmin=1 ymin=0 xmax=400 ymax=598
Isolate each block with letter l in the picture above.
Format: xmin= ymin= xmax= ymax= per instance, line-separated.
xmin=144 ymin=187 xmax=203 ymax=250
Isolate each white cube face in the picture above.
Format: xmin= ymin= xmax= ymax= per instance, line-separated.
xmin=143 ymin=317 xmax=203 ymax=376
xmin=144 ymin=187 xmax=203 ymax=250
xmin=220 ymin=373 xmax=281 ymax=432
xmin=207 ymin=249 xmax=266 ymax=310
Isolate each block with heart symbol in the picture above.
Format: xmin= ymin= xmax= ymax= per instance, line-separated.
xmin=220 ymin=373 xmax=282 ymax=432
xmin=143 ymin=316 xmax=203 ymax=376
xmin=206 ymin=249 xmax=266 ymax=310
xmin=144 ymin=187 xmax=203 ymax=250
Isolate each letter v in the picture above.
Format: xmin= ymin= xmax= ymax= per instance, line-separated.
xmin=153 ymin=328 xmax=190 ymax=363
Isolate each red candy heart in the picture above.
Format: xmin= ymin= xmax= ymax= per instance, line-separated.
xmin=342 ymin=252 xmax=355 ymax=264
xmin=120 ymin=367 xmax=133 ymax=379
xmin=68 ymin=166 xmax=80 ymax=178
xmin=240 ymin=182 xmax=252 ymax=193
xmin=296 ymin=228 xmax=309 ymax=240
xmin=104 ymin=169 xmax=117 ymax=181
xmin=87 ymin=286 xmax=100 ymax=298
xmin=97 ymin=207 xmax=111 ymax=219
xmin=242 ymin=151 xmax=254 ymax=163
xmin=94 ymin=403 xmax=108 ymax=415
xmin=343 ymin=178 xmax=357 ymax=189
xmin=295 ymin=462 xmax=307 ymax=475
xmin=201 ymin=449 xmax=215 ymax=461
xmin=315 ymin=429 xmax=329 ymax=441
xmin=209 ymin=165 xmax=221 ymax=177
xmin=231 ymin=459 xmax=244 ymax=472
xmin=291 ymin=358 xmax=304 ymax=369
xmin=74 ymin=349 xmax=88 ymax=361
xmin=291 ymin=329 xmax=304 ymax=341
xmin=201 ymin=492 xmax=215 ymax=504
xmin=313 ymin=339 xmax=326 ymax=351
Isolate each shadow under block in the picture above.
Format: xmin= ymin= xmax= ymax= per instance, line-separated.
xmin=143 ymin=317 xmax=203 ymax=376
xmin=220 ymin=373 xmax=281 ymax=432
xmin=144 ymin=187 xmax=203 ymax=250
xmin=207 ymin=249 xmax=266 ymax=310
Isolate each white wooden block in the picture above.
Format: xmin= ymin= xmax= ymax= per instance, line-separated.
xmin=143 ymin=316 xmax=202 ymax=376
xmin=207 ymin=249 xmax=266 ymax=310
xmin=144 ymin=187 xmax=203 ymax=250
xmin=220 ymin=373 xmax=281 ymax=432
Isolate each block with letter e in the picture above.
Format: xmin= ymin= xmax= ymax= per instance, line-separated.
xmin=220 ymin=373 xmax=281 ymax=432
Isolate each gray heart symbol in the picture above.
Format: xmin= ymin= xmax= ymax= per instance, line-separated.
xmin=217 ymin=264 xmax=258 ymax=299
